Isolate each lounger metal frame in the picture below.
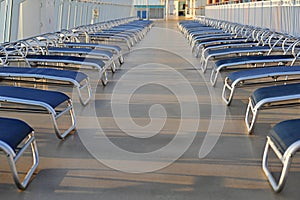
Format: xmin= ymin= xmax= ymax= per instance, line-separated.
xmin=0 ymin=89 xmax=76 ymax=139
xmin=209 ymin=37 xmax=298 ymax=86
xmin=6 ymin=41 xmax=110 ymax=86
xmin=262 ymin=135 xmax=299 ymax=192
xmin=0 ymin=131 xmax=38 ymax=190
xmin=245 ymin=92 xmax=300 ymax=133
xmin=0 ymin=69 xmax=91 ymax=106
xmin=222 ymin=42 xmax=300 ymax=105
xmin=199 ymin=31 xmax=279 ymax=72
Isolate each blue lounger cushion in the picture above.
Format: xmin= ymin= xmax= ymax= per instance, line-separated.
xmin=90 ymin=33 xmax=127 ymax=37
xmin=64 ymin=42 xmax=122 ymax=52
xmin=26 ymin=54 xmax=105 ymax=67
xmin=0 ymin=86 xmax=70 ymax=108
xmin=227 ymin=66 xmax=300 ymax=82
xmin=194 ymin=36 xmax=233 ymax=44
xmin=0 ymin=67 xmax=88 ymax=83
xmin=215 ymin=54 xmax=294 ymax=68
xmin=202 ymin=41 xmax=257 ymax=50
xmin=0 ymin=117 xmax=33 ymax=150
xmin=0 ymin=117 xmax=38 ymax=190
xmin=205 ymin=46 xmax=270 ymax=57
xmin=251 ymin=82 xmax=300 ymax=105
xmin=269 ymin=119 xmax=300 ymax=154
xmin=47 ymin=47 xmax=114 ymax=58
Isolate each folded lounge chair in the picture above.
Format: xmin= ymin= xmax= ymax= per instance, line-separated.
xmin=245 ymin=82 xmax=300 ymax=133
xmin=0 ymin=86 xmax=76 ymax=139
xmin=0 ymin=67 xmax=91 ymax=106
xmin=262 ymin=118 xmax=300 ymax=192
xmin=0 ymin=117 xmax=38 ymax=190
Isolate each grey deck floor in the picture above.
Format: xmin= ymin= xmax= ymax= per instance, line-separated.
xmin=1 ymin=20 xmax=300 ymax=199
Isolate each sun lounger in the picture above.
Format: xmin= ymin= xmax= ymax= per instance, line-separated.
xmin=86 ymin=21 xmax=152 ymax=49
xmin=194 ymin=37 xmax=251 ymax=57
xmin=0 ymin=117 xmax=38 ymax=190
xmin=191 ymin=33 xmax=235 ymax=52
xmin=245 ymin=82 xmax=300 ymax=133
xmin=222 ymin=66 xmax=300 ymax=105
xmin=3 ymin=42 xmax=110 ymax=86
xmin=199 ymin=32 xmax=283 ymax=70
xmin=22 ymin=54 xmax=109 ymax=86
xmin=210 ymin=54 xmax=295 ymax=86
xmin=0 ymin=66 xmax=91 ymax=106
xmin=262 ymin=118 xmax=300 ymax=192
xmin=0 ymin=86 xmax=76 ymax=139
xmin=46 ymin=46 xmax=117 ymax=73
xmin=201 ymin=46 xmax=271 ymax=72
xmin=88 ymin=32 xmax=133 ymax=49
xmin=37 ymin=32 xmax=124 ymax=65
xmin=63 ymin=42 xmax=124 ymax=64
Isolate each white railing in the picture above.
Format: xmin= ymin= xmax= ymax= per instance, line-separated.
xmin=205 ymin=0 xmax=300 ymax=36
xmin=0 ymin=0 xmax=134 ymax=43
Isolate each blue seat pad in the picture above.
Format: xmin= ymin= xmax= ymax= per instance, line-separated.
xmin=0 ymin=86 xmax=70 ymax=108
xmin=26 ymin=55 xmax=105 ymax=67
xmin=0 ymin=67 xmax=87 ymax=83
xmin=48 ymin=47 xmax=114 ymax=58
xmin=215 ymin=54 xmax=294 ymax=68
xmin=90 ymin=33 xmax=126 ymax=37
xmin=190 ymin=28 xmax=219 ymax=34
xmin=195 ymin=36 xmax=233 ymax=43
xmin=251 ymin=82 xmax=300 ymax=105
xmin=0 ymin=117 xmax=33 ymax=150
xmin=228 ymin=66 xmax=300 ymax=82
xmin=269 ymin=119 xmax=300 ymax=153
xmin=193 ymin=33 xmax=231 ymax=40
xmin=64 ymin=42 xmax=122 ymax=52
xmin=203 ymin=41 xmax=257 ymax=52
xmin=206 ymin=46 xmax=270 ymax=57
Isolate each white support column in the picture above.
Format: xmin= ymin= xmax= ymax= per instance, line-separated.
xmin=165 ymin=0 xmax=169 ymax=20
xmin=0 ymin=0 xmax=12 ymax=42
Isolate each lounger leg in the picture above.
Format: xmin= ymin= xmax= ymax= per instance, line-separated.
xmin=222 ymin=78 xmax=235 ymax=106
xmin=245 ymin=99 xmax=258 ymax=134
xmin=119 ymin=55 xmax=124 ymax=65
xmin=101 ymin=71 xmax=108 ymax=86
xmin=195 ymin=46 xmax=201 ymax=58
xmin=201 ymin=56 xmax=211 ymax=73
xmin=210 ymin=68 xmax=220 ymax=86
xmin=6 ymin=132 xmax=39 ymax=190
xmin=199 ymin=55 xmax=205 ymax=69
xmin=51 ymin=100 xmax=77 ymax=139
xmin=111 ymin=61 xmax=116 ymax=73
xmin=262 ymin=136 xmax=293 ymax=192
xmin=77 ymin=78 xmax=92 ymax=106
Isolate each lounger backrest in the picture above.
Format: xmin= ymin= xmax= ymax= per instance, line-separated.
xmin=291 ymin=40 xmax=300 ymax=65
xmin=0 ymin=45 xmax=8 ymax=65
xmin=281 ymin=36 xmax=299 ymax=55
